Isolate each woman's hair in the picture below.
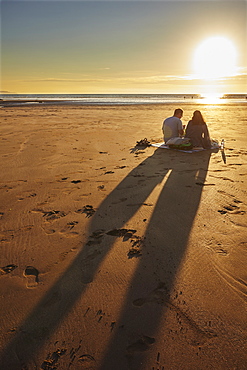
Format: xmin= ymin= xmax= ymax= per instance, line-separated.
xmin=191 ymin=110 xmax=206 ymax=125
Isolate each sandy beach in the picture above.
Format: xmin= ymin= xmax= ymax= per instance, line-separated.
xmin=0 ymin=103 xmax=246 ymax=369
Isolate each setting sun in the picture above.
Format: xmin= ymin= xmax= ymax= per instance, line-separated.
xmin=201 ymin=92 xmax=223 ymax=104
xmin=193 ymin=36 xmax=237 ymax=80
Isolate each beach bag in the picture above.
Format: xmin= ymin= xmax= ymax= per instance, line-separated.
xmin=166 ymin=137 xmax=193 ymax=150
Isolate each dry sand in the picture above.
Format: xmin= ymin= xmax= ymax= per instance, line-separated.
xmin=0 ymin=103 xmax=246 ymax=369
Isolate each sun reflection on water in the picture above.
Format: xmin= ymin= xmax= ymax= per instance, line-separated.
xmin=201 ymin=93 xmax=223 ymax=104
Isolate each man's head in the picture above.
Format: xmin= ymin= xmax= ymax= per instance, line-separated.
xmin=174 ymin=108 xmax=183 ymax=119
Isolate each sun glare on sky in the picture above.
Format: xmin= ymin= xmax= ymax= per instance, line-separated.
xmin=193 ymin=36 xmax=238 ymax=80
xmin=1 ymin=0 xmax=246 ymax=95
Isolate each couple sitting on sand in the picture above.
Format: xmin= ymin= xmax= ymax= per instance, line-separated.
xmin=162 ymin=108 xmax=211 ymax=150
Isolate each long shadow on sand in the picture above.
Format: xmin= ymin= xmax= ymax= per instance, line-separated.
xmin=0 ymin=147 xmax=213 ymax=369
xmin=100 ymin=148 xmax=212 ymax=369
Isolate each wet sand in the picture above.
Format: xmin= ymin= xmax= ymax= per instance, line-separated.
xmin=0 ymin=103 xmax=246 ymax=369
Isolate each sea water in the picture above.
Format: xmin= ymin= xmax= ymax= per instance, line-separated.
xmin=0 ymin=93 xmax=246 ymax=106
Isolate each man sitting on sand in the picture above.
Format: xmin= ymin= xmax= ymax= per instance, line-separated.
xmin=162 ymin=108 xmax=184 ymax=143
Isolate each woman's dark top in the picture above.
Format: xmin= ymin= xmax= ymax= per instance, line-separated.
xmin=185 ymin=121 xmax=211 ymax=149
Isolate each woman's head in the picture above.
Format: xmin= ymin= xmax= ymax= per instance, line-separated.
xmin=191 ymin=110 xmax=205 ymax=125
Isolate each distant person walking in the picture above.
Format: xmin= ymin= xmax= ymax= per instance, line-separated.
xmin=162 ymin=108 xmax=184 ymax=143
xmin=185 ymin=110 xmax=211 ymax=149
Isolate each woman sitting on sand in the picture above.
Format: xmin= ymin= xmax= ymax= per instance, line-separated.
xmin=185 ymin=110 xmax=211 ymax=149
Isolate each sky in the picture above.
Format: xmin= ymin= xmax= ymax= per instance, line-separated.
xmin=1 ymin=0 xmax=247 ymax=95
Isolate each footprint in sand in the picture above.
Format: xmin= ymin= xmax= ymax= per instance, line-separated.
xmin=71 ymin=180 xmax=82 ymax=184
xmin=31 ymin=208 xmax=67 ymax=222
xmin=115 ymin=165 xmax=127 ymax=169
xmin=106 ymin=228 xmax=136 ymax=240
xmin=77 ymin=354 xmax=96 ymax=367
xmin=76 ymin=205 xmax=96 ymax=218
xmin=43 ymin=210 xmax=67 ymax=222
xmin=41 ymin=226 xmax=56 ymax=235
xmin=218 ymin=204 xmax=245 ymax=215
xmin=126 ymin=336 xmax=155 ymax=354
xmin=41 ymin=348 xmax=66 ymax=370
xmin=104 ymin=170 xmax=115 ymax=174
xmin=59 ymin=221 xmax=79 ymax=238
xmin=60 ymin=221 xmax=78 ymax=238
xmin=0 ymin=264 xmax=17 ymax=274
xmin=127 ymin=236 xmax=144 ymax=258
xmin=23 ymin=266 xmax=39 ymax=288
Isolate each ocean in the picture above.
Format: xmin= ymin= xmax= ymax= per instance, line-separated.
xmin=0 ymin=93 xmax=246 ymax=106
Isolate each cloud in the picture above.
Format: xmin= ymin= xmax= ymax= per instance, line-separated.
xmin=16 ymin=70 xmax=247 ymax=86
xmin=176 ymin=70 xmax=247 ymax=83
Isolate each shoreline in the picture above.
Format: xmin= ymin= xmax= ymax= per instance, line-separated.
xmin=1 ymin=100 xmax=247 ymax=108
xmin=1 ymin=93 xmax=247 ymax=108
